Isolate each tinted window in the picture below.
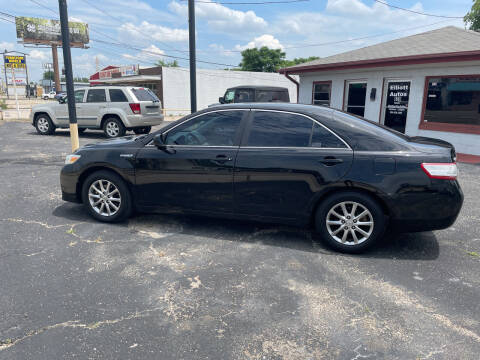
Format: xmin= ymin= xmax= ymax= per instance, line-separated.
xmin=166 ymin=111 xmax=243 ymax=146
xmin=74 ymin=90 xmax=85 ymax=103
xmin=425 ymin=76 xmax=480 ymax=126
xmin=255 ymin=90 xmax=289 ymax=102
xmin=109 ymin=89 xmax=128 ymax=102
xmin=234 ymin=89 xmax=254 ymax=103
xmin=311 ymin=123 xmax=346 ymax=148
xmin=131 ymin=88 xmax=159 ymax=101
xmin=86 ymin=89 xmax=106 ymax=103
xmin=247 ymin=112 xmax=313 ymax=147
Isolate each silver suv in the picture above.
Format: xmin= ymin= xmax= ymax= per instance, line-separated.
xmin=31 ymin=86 xmax=164 ymax=138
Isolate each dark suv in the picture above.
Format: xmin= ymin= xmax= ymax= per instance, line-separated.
xmin=218 ymin=86 xmax=290 ymax=104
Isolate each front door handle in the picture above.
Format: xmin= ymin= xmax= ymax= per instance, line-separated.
xmin=320 ymin=156 xmax=343 ymax=166
xmin=214 ymin=154 xmax=233 ymax=164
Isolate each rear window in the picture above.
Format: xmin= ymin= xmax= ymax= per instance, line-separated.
xmin=109 ymin=89 xmax=128 ymax=102
xmin=131 ymin=88 xmax=159 ymax=102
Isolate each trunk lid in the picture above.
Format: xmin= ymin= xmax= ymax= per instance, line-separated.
xmin=409 ymin=136 xmax=456 ymax=162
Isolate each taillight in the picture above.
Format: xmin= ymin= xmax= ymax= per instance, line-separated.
xmin=129 ymin=103 xmax=141 ymax=114
xmin=421 ymin=163 xmax=458 ymax=180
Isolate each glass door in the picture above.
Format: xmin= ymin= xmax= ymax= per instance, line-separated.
xmin=381 ymin=79 xmax=411 ymax=133
xmin=344 ymin=81 xmax=367 ymax=117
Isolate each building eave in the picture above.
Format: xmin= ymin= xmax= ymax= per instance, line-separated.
xmin=279 ymin=50 xmax=480 ymax=75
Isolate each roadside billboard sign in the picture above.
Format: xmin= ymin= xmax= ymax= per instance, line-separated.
xmin=15 ymin=16 xmax=89 ymax=46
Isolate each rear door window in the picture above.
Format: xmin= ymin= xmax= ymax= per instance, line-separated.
xmin=246 ymin=111 xmax=312 ymax=147
xmin=131 ymin=88 xmax=159 ymax=102
xmin=311 ymin=123 xmax=347 ymax=148
xmin=255 ymin=90 xmax=289 ymax=102
xmin=234 ymin=89 xmax=255 ymax=103
xmin=109 ymin=89 xmax=128 ymax=102
xmin=86 ymin=89 xmax=106 ymax=103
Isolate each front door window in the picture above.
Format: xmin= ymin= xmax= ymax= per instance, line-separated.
xmin=344 ymin=82 xmax=367 ymax=117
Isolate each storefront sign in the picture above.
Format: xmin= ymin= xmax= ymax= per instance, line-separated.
xmin=4 ymin=55 xmax=26 ymax=69
xmin=99 ymin=65 xmax=139 ymax=79
xmin=384 ymin=81 xmax=411 ymax=133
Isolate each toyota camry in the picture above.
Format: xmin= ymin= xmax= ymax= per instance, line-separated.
xmin=60 ymin=103 xmax=463 ymax=253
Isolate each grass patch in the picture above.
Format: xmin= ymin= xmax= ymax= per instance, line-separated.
xmin=466 ymin=251 xmax=480 ymax=258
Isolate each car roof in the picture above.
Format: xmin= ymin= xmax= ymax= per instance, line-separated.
xmin=226 ymin=85 xmax=288 ymax=91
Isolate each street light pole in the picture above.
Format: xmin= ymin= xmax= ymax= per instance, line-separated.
xmin=188 ymin=0 xmax=197 ymax=113
xmin=58 ymin=0 xmax=79 ymax=152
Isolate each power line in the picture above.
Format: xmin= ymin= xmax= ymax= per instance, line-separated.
xmin=80 ymin=0 xmax=189 ymax=54
xmin=373 ymin=0 xmax=464 ymax=19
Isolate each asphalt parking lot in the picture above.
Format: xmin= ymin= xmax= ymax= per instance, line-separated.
xmin=0 ymin=121 xmax=479 ymax=359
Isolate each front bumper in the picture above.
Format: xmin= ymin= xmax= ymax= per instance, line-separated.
xmin=60 ymin=165 xmax=81 ymax=203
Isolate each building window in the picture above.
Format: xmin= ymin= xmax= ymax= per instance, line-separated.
xmin=344 ymin=81 xmax=367 ymax=117
xmin=312 ymin=81 xmax=331 ymax=106
xmin=421 ymin=76 xmax=480 ymax=134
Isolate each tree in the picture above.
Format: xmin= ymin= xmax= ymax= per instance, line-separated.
xmin=281 ymin=56 xmax=320 ymax=68
xmin=465 ymin=0 xmax=480 ymax=31
xmin=155 ymin=59 xmax=179 ymax=67
xmin=43 ymin=71 xmax=54 ymax=80
xmin=73 ymin=77 xmax=90 ymax=83
xmin=239 ymin=47 xmax=286 ymax=72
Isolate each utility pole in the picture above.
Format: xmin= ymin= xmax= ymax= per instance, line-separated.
xmin=188 ymin=0 xmax=197 ymax=113
xmin=51 ymin=44 xmax=61 ymax=93
xmin=58 ymin=0 xmax=79 ymax=152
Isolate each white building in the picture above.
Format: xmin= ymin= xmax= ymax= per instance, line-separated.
xmin=91 ymin=65 xmax=298 ymax=115
xmin=280 ymin=26 xmax=480 ymax=158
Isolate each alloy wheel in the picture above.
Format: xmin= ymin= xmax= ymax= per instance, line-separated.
xmin=326 ymin=201 xmax=374 ymax=245
xmin=88 ymin=179 xmax=121 ymax=217
xmin=106 ymin=121 xmax=120 ymax=137
xmin=37 ymin=118 xmax=49 ymax=133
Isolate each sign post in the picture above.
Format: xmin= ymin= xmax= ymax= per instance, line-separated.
xmin=4 ymin=53 xmax=27 ymax=117
xmin=58 ymin=0 xmax=79 ymax=152
xmin=10 ymin=66 xmax=20 ymax=119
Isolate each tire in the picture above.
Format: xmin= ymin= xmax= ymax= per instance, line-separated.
xmin=133 ymin=126 xmax=152 ymax=135
xmin=103 ymin=117 xmax=125 ymax=138
xmin=35 ymin=114 xmax=55 ymax=135
xmin=81 ymin=170 xmax=132 ymax=223
xmin=315 ymin=191 xmax=386 ymax=253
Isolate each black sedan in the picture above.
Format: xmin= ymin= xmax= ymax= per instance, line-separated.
xmin=60 ymin=103 xmax=463 ymax=253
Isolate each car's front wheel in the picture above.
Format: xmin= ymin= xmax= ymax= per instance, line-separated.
xmin=103 ymin=117 xmax=125 ymax=138
xmin=315 ymin=191 xmax=386 ymax=253
xmin=133 ymin=126 xmax=152 ymax=135
xmin=81 ymin=170 xmax=132 ymax=222
xmin=35 ymin=114 xmax=55 ymax=135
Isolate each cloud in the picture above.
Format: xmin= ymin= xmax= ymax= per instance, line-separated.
xmin=208 ymin=44 xmax=235 ymax=57
xmin=29 ymin=50 xmax=49 ymax=61
xmin=235 ymin=34 xmax=284 ymax=51
xmin=123 ymin=45 xmax=166 ymax=63
xmin=168 ymin=0 xmax=267 ymax=33
xmin=118 ymin=21 xmax=189 ymax=44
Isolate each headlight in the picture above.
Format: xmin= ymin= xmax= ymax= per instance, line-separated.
xmin=65 ymin=154 xmax=81 ymax=164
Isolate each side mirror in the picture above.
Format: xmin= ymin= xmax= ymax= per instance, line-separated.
xmin=153 ymin=133 xmax=166 ymax=149
xmin=218 ymin=96 xmax=225 ymax=104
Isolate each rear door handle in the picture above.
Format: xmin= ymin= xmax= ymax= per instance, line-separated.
xmin=214 ymin=154 xmax=233 ymax=164
xmin=320 ymin=156 xmax=343 ymax=166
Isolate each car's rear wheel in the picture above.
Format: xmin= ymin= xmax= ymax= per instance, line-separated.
xmin=103 ymin=117 xmax=125 ymax=138
xmin=35 ymin=114 xmax=55 ymax=135
xmin=81 ymin=170 xmax=132 ymax=222
xmin=133 ymin=126 xmax=152 ymax=135
xmin=315 ymin=191 xmax=386 ymax=253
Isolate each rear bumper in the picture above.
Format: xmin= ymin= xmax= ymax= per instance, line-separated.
xmin=387 ymin=180 xmax=463 ymax=232
xmin=125 ymin=114 xmax=164 ymax=128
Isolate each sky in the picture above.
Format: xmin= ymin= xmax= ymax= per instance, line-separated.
xmin=0 ymin=0 xmax=473 ymax=82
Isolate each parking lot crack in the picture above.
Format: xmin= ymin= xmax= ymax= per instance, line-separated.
xmin=0 ymin=307 xmax=163 ymax=351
